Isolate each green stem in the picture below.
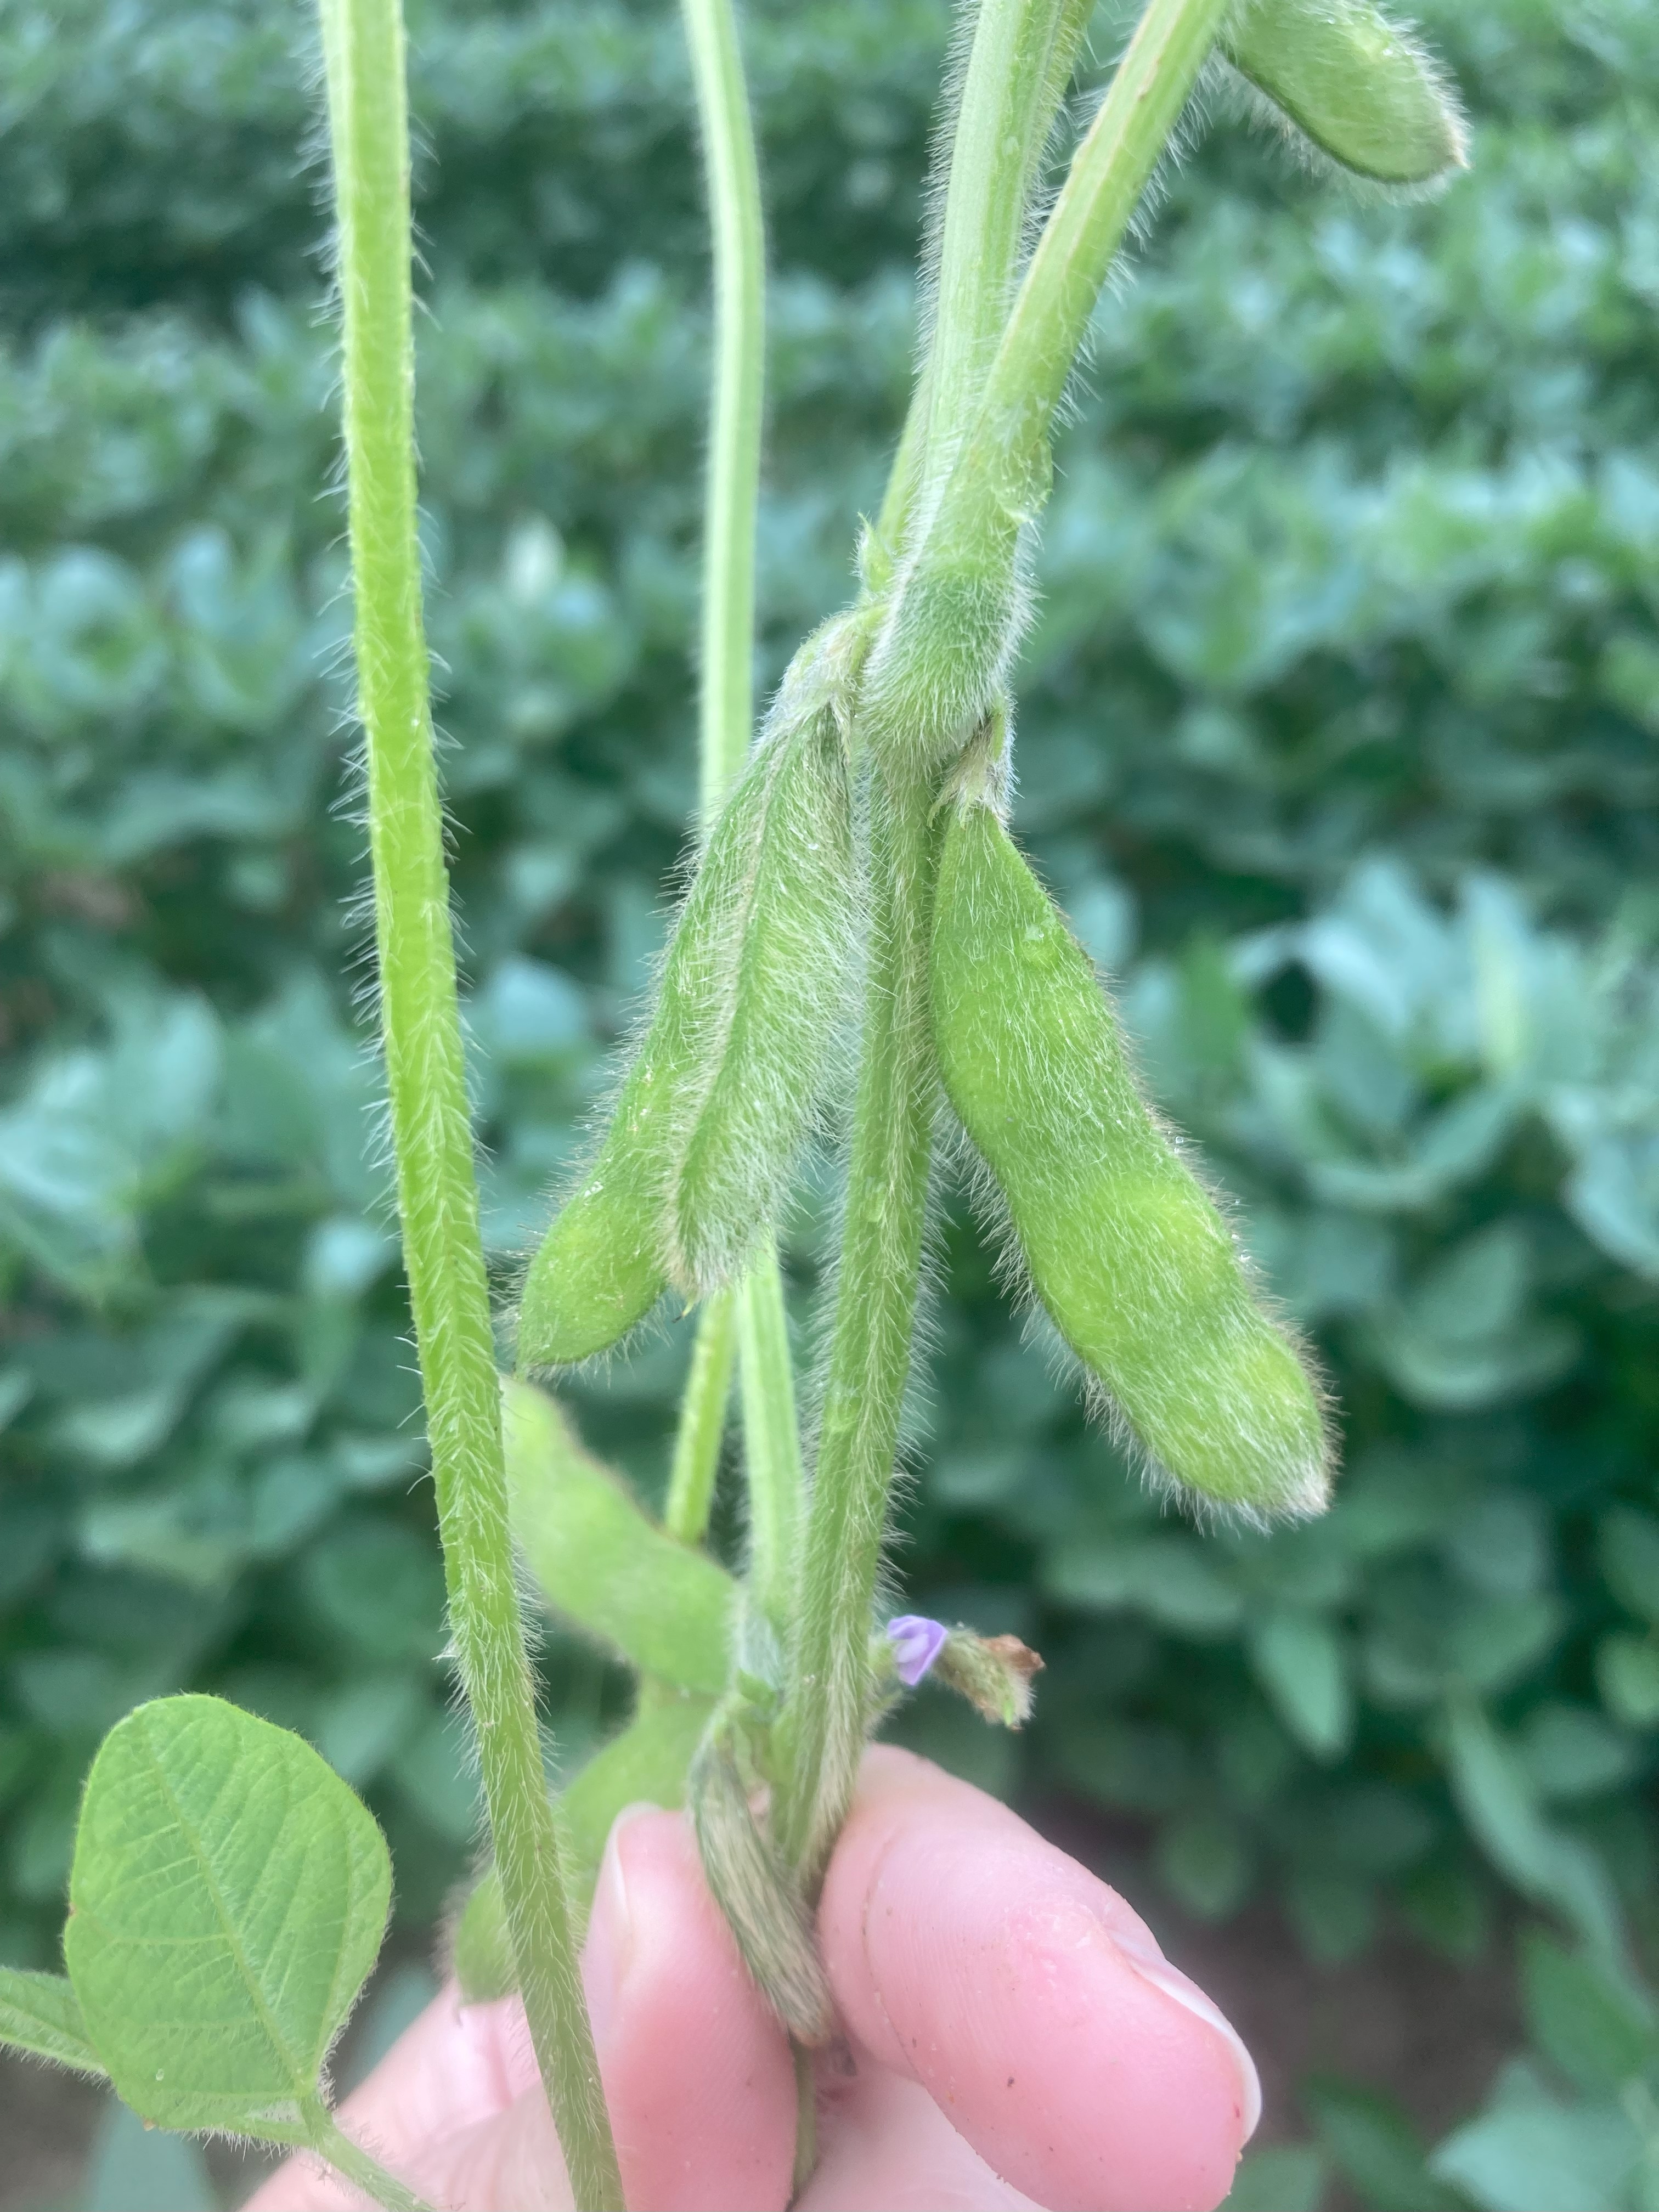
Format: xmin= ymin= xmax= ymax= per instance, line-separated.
xmin=676 ymin=0 xmax=805 ymax=1686
xmin=790 ymin=2042 xmax=819 ymax=2202
xmin=776 ymin=766 xmax=940 ymax=1885
xmin=664 ymin=1289 xmax=738 ymax=1544
xmin=674 ymin=9 xmax=827 ymax=2191
xmin=737 ymin=1245 xmax=804 ymax=1629
xmin=874 ymin=0 xmax=1091 ymax=567
xmin=680 ymin=0 xmax=766 ymax=820
xmin=317 ymin=5 xmax=623 ymax=2205
xmin=863 ymin=0 xmax=1228 ymax=769
xmin=932 ymin=0 xmax=1231 ymax=560
xmin=871 ymin=379 xmax=929 ymax=580
xmin=306 ymin=2106 xmax=438 ymax=2212
xmin=919 ymin=0 xmax=1095 ymax=487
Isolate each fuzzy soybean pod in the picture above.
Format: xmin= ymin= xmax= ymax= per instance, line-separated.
xmin=1222 ymin=0 xmax=1467 ymax=188
xmin=515 ymin=1001 xmax=687 ymax=1368
xmin=930 ymin=797 xmax=1330 ymax=1520
xmin=663 ymin=677 xmax=856 ymax=1296
xmin=515 ymin=752 xmax=788 ymax=1363
xmin=690 ymin=1724 xmax=835 ymax=2045
xmin=516 ymin=667 xmax=855 ymax=1364
xmin=502 ymin=1378 xmax=735 ymax=1697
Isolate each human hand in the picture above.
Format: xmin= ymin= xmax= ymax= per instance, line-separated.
xmin=247 ymin=1747 xmax=1259 ymax=2212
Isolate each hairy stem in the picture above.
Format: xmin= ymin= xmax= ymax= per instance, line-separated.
xmin=871 ymin=381 xmax=929 ymax=581
xmin=932 ymin=0 xmax=1231 ymax=561
xmin=317 ymin=4 xmax=623 ymax=2203
xmin=673 ymin=5 xmax=826 ymax=2182
xmin=306 ymin=2107 xmax=438 ymax=2212
xmin=664 ymin=1288 xmax=738 ymax=1545
xmin=791 ymin=2042 xmax=819 ymax=2199
xmin=864 ymin=0 xmax=1228 ymax=766
xmin=876 ymin=0 xmax=1092 ymax=564
xmin=681 ymin=0 xmax=766 ymax=820
xmin=776 ymin=766 xmax=940 ymax=1885
xmin=738 ymin=1245 xmax=804 ymax=1629
xmin=920 ymin=0 xmax=1095 ymax=487
xmin=676 ymin=0 xmax=806 ymax=1670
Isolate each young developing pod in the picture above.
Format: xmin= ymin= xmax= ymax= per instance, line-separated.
xmin=516 ymin=635 xmax=857 ymax=1365
xmin=664 ymin=675 xmax=857 ymax=1295
xmin=502 ymin=1378 xmax=735 ymax=1697
xmin=690 ymin=1728 xmax=836 ymax=2046
xmin=514 ymin=1015 xmax=685 ymax=1368
xmin=930 ymin=794 xmax=1331 ymax=1520
xmin=1222 ymin=0 xmax=1468 ymax=189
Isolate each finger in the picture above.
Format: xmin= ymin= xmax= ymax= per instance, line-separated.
xmin=818 ymin=1747 xmax=1259 ymax=2212
xmin=249 ymin=1803 xmax=795 ymax=2212
xmin=799 ymin=2064 xmax=1046 ymax=2212
xmin=580 ymin=1803 xmax=796 ymax=2212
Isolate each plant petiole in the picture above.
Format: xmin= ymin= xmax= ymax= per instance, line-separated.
xmin=318 ymin=0 xmax=623 ymax=2200
xmin=303 ymin=2104 xmax=440 ymax=2212
xmin=664 ymin=1288 xmax=738 ymax=1545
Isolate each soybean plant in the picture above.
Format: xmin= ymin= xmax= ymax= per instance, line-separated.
xmin=0 ymin=0 xmax=1465 ymax=2204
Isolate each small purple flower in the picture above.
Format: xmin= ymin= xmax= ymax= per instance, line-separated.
xmin=887 ymin=1614 xmax=949 ymax=1688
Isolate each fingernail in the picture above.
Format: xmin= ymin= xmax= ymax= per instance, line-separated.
xmin=1111 ymin=1932 xmax=1262 ymax=2143
xmin=582 ymin=1803 xmax=653 ymax=2047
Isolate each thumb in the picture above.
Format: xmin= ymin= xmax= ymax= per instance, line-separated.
xmin=817 ymin=1749 xmax=1259 ymax=2212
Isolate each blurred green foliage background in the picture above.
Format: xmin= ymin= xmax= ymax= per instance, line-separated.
xmin=1 ymin=0 xmax=1658 ymax=2203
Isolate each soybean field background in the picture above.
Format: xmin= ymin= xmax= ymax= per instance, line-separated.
xmin=1 ymin=1 xmax=1657 ymax=2205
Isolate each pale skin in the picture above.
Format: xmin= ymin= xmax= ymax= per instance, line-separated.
xmin=250 ymin=1748 xmax=1259 ymax=2212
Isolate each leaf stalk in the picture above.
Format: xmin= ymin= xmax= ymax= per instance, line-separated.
xmin=681 ymin=0 xmax=767 ymax=821
xmin=305 ymin=2106 xmax=439 ymax=2212
xmin=317 ymin=2 xmax=623 ymax=2203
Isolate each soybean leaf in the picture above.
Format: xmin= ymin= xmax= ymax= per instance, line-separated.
xmin=1519 ymin=1931 xmax=1659 ymax=2100
xmin=1045 ymin=1534 xmax=1243 ymax=1637
xmin=504 ymin=1377 xmax=735 ymax=1695
xmin=1442 ymin=1697 xmax=1625 ymax=1963
xmin=1598 ymin=1507 xmax=1659 ymax=1628
xmin=1304 ymin=2074 xmax=1466 ymax=2212
xmin=1432 ymin=2065 xmax=1644 ymax=2212
xmin=1595 ymin=1634 xmax=1659 ymax=1730
xmin=1250 ymin=1610 xmax=1353 ymax=1758
xmin=0 ymin=1966 xmax=105 ymax=2075
xmin=64 ymin=1694 xmax=390 ymax=2139
xmin=1221 ymin=2143 xmax=1326 ymax=2212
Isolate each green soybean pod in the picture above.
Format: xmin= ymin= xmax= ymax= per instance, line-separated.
xmin=514 ymin=1030 xmax=682 ymax=1370
xmin=1222 ymin=0 xmax=1467 ymax=189
xmin=503 ymin=1379 xmax=736 ymax=1697
xmin=930 ymin=798 xmax=1330 ymax=1520
xmin=665 ymin=700 xmax=855 ymax=1296
xmin=515 ymin=715 xmax=803 ymax=1365
xmin=690 ymin=1729 xmax=834 ymax=2045
xmin=516 ymin=654 xmax=856 ymax=1362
